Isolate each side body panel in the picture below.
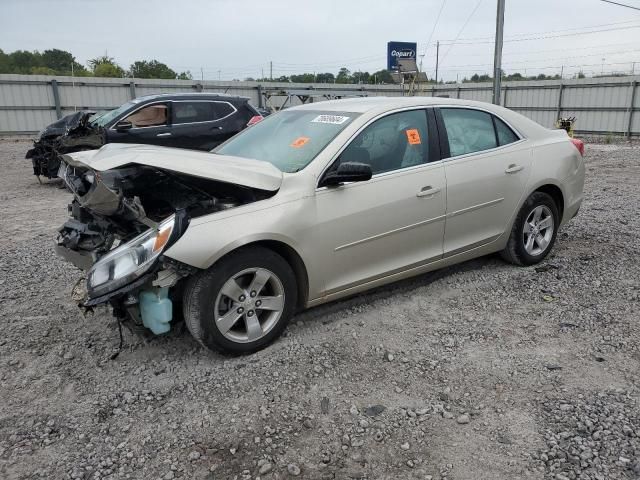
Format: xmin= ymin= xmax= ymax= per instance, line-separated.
xmin=311 ymin=162 xmax=446 ymax=294
xmin=442 ymin=144 xmax=533 ymax=256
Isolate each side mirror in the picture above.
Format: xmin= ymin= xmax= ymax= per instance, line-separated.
xmin=114 ymin=120 xmax=133 ymax=131
xmin=320 ymin=161 xmax=372 ymax=187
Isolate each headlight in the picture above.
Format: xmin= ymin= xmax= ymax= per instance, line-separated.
xmin=87 ymin=215 xmax=175 ymax=298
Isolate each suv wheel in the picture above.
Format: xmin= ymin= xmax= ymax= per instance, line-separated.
xmin=183 ymin=247 xmax=297 ymax=354
xmin=501 ymin=191 xmax=559 ymax=266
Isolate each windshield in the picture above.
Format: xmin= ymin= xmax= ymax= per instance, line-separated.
xmin=90 ymin=101 xmax=136 ymax=127
xmin=213 ymin=110 xmax=360 ymax=172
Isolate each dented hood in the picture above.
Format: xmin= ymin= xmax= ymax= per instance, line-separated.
xmin=63 ymin=143 xmax=283 ymax=191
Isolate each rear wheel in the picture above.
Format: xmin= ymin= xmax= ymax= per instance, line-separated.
xmin=183 ymin=247 xmax=297 ymax=354
xmin=501 ymin=192 xmax=559 ymax=266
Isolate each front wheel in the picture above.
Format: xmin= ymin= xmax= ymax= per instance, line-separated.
xmin=501 ymin=192 xmax=559 ymax=266
xmin=183 ymin=247 xmax=297 ymax=354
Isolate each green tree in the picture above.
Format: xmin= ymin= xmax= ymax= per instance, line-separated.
xmin=129 ymin=59 xmax=177 ymax=79
xmin=315 ymin=72 xmax=335 ymax=83
xmin=30 ymin=66 xmax=56 ymax=75
xmin=370 ymin=69 xmax=393 ymax=84
xmin=41 ymin=49 xmax=87 ymax=75
xmin=336 ymin=67 xmax=352 ymax=84
xmin=0 ymin=49 xmax=11 ymax=73
xmin=352 ymin=71 xmax=370 ymax=84
xmin=89 ymin=55 xmax=125 ymax=77
xmin=177 ymin=71 xmax=193 ymax=80
xmin=8 ymin=50 xmax=42 ymax=74
xmin=290 ymin=73 xmax=316 ymax=83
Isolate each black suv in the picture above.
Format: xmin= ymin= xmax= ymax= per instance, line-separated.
xmin=27 ymin=93 xmax=262 ymax=179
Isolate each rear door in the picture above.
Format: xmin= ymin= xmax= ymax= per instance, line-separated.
xmin=436 ymin=107 xmax=531 ymax=257
xmin=169 ymin=100 xmax=242 ymax=150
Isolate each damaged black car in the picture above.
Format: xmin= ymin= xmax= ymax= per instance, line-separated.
xmin=27 ymin=93 xmax=263 ymax=180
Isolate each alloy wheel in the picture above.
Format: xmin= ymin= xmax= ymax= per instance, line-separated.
xmin=214 ymin=268 xmax=285 ymax=343
xmin=522 ymin=205 xmax=554 ymax=256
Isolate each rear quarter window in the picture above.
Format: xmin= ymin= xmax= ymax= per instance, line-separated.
xmin=493 ymin=116 xmax=519 ymax=146
xmin=212 ymin=102 xmax=235 ymax=119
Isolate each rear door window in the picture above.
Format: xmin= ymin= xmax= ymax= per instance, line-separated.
xmin=172 ymin=102 xmax=214 ymax=124
xmin=440 ymin=108 xmax=497 ymax=157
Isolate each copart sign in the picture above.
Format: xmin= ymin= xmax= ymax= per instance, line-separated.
xmin=387 ymin=41 xmax=417 ymax=71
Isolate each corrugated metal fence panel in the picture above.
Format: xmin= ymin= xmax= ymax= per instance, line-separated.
xmin=1 ymin=74 xmax=639 ymax=135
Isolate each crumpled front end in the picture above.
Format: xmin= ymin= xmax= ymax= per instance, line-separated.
xmin=26 ymin=112 xmax=105 ymax=180
xmin=54 ymin=149 xmax=276 ymax=334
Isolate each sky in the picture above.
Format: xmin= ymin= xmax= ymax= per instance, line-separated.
xmin=2 ymin=0 xmax=640 ymax=81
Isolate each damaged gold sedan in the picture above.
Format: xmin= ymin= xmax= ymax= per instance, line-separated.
xmin=56 ymin=97 xmax=585 ymax=354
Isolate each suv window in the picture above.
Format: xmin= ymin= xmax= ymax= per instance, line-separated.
xmin=123 ymin=103 xmax=168 ymax=128
xmin=212 ymin=101 xmax=235 ymax=119
xmin=337 ymin=109 xmax=429 ymax=175
xmin=494 ymin=116 xmax=519 ymax=146
xmin=441 ymin=108 xmax=497 ymax=157
xmin=172 ymin=102 xmax=213 ymax=124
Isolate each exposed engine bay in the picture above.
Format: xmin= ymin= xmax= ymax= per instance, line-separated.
xmin=55 ymin=151 xmax=277 ymax=334
xmin=26 ymin=111 xmax=104 ymax=180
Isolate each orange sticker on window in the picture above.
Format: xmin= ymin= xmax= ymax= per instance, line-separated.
xmin=405 ymin=129 xmax=421 ymax=145
xmin=290 ymin=136 xmax=310 ymax=148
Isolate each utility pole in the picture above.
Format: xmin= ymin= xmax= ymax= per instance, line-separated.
xmin=201 ymin=67 xmax=204 ymax=81
xmin=270 ymin=61 xmax=273 ymax=81
xmin=435 ymin=41 xmax=440 ymax=84
xmin=492 ymin=0 xmax=505 ymax=105
xmin=218 ymin=70 xmax=221 ymax=81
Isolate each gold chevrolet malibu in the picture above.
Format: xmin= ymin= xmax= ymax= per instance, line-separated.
xmin=56 ymin=97 xmax=585 ymax=353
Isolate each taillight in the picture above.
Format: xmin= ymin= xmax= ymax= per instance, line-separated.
xmin=570 ymin=138 xmax=584 ymax=157
xmin=247 ymin=115 xmax=263 ymax=127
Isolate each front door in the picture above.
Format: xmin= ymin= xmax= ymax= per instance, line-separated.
xmin=107 ymin=102 xmax=173 ymax=147
xmin=312 ymin=108 xmax=446 ymax=295
xmin=437 ymin=107 xmax=531 ymax=256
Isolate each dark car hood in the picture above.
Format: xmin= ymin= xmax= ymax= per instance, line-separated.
xmin=39 ymin=111 xmax=96 ymax=139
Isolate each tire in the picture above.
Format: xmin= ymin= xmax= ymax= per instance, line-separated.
xmin=183 ymin=246 xmax=297 ymax=354
xmin=501 ymin=191 xmax=560 ymax=266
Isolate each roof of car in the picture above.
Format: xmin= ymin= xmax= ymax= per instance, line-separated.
xmin=133 ymin=93 xmax=249 ymax=102
xmin=290 ymin=96 xmax=501 ymax=113
xmin=290 ymin=95 xmax=551 ymax=139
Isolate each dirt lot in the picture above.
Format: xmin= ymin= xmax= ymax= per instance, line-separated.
xmin=0 ymin=139 xmax=639 ymax=480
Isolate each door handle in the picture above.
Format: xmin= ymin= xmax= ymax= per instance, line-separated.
xmin=505 ymin=164 xmax=523 ymax=174
xmin=212 ymin=126 xmax=223 ymax=130
xmin=156 ymin=132 xmax=172 ymax=137
xmin=416 ymin=186 xmax=441 ymax=198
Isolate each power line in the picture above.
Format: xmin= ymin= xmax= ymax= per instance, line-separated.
xmin=422 ymin=0 xmax=447 ymax=57
xmin=437 ymin=19 xmax=640 ymax=42
xmin=598 ymin=0 xmax=640 ymax=11
xmin=438 ymin=24 xmax=640 ymax=46
xmin=438 ymin=0 xmax=484 ymax=65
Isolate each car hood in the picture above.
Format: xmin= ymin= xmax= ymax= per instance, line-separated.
xmin=39 ymin=111 xmax=96 ymax=139
xmin=63 ymin=143 xmax=283 ymax=191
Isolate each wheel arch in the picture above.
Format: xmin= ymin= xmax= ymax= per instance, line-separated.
xmin=531 ymin=183 xmax=565 ymax=223
xmin=206 ymin=236 xmax=310 ymax=312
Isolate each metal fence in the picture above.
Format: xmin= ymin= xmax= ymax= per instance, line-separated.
xmin=0 ymin=73 xmax=638 ymax=136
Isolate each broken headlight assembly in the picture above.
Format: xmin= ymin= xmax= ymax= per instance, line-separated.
xmin=87 ymin=214 xmax=176 ymax=298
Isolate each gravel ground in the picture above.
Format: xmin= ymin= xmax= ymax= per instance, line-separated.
xmin=0 ymin=139 xmax=639 ymax=480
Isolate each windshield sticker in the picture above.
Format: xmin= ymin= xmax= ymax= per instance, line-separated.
xmin=290 ymin=136 xmax=311 ymax=148
xmin=405 ymin=129 xmax=422 ymax=145
xmin=311 ymin=115 xmax=350 ymax=125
